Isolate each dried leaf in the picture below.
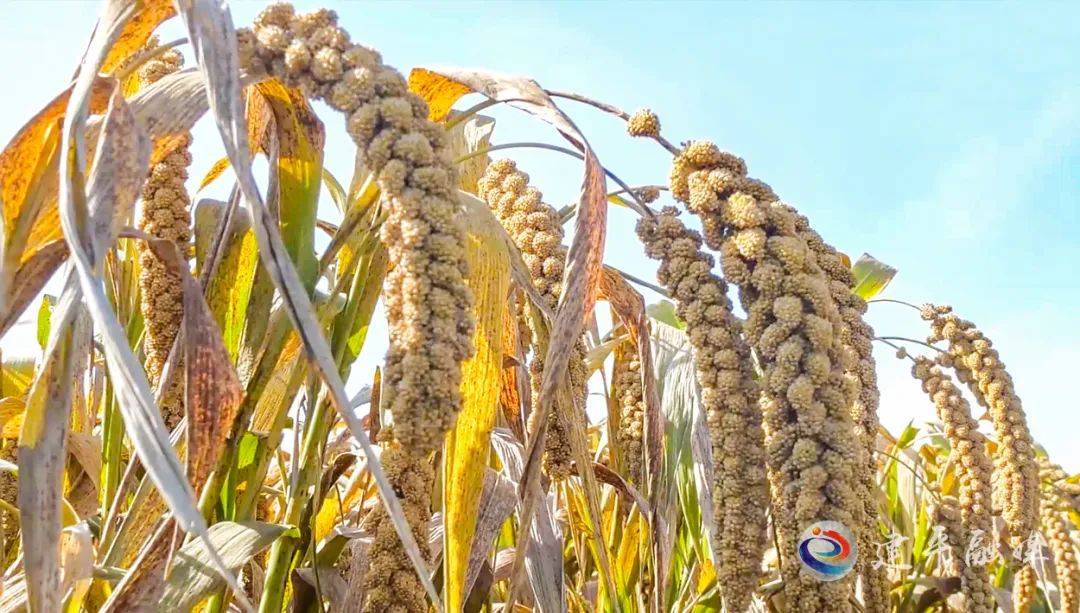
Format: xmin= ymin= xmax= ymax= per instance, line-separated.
xmin=55 ymin=1 xmax=242 ymax=602
xmin=490 ymin=428 xmax=565 ymax=613
xmin=649 ymin=320 xmax=714 ymax=570
xmin=18 ymin=297 xmax=86 ymax=612
xmin=293 ymin=567 xmax=349 ymax=609
xmin=464 ymin=471 xmax=517 ymax=596
xmin=173 ymin=240 xmax=243 ymax=494
xmin=408 ymin=68 xmax=611 ymax=606
xmin=158 ymin=521 xmax=289 ymax=610
xmin=340 ymin=535 xmax=374 ymax=612
xmin=444 ymin=112 xmax=495 ymax=194
xmin=66 ymin=431 xmax=102 ymax=492
xmin=0 ymin=240 xmax=68 ymax=338
xmin=59 ymin=522 xmax=95 ymax=608
xmin=99 ymin=0 xmax=177 ymax=75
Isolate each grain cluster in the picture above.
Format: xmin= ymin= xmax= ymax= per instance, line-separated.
xmin=669 ymin=141 xmax=864 ymax=609
xmin=135 ymin=48 xmax=192 ymax=429
xmin=477 ymin=159 xmax=588 ymax=479
xmin=637 ymin=206 xmax=768 ymax=611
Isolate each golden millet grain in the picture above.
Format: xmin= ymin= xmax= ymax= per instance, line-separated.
xmin=1041 ymin=487 xmax=1080 ymax=613
xmin=136 ymin=48 xmax=191 ymax=430
xmin=923 ymin=304 xmax=1039 ymax=553
xmin=636 ymin=206 xmax=768 ymax=611
xmin=0 ymin=443 xmax=17 ymax=544
xmin=669 ymin=141 xmax=863 ymax=610
xmin=1040 ymin=457 xmax=1080 ymax=514
xmin=242 ymin=3 xmax=474 ymax=455
xmin=360 ymin=445 xmax=433 ymax=613
xmin=613 ymin=339 xmax=645 ymax=487
xmin=627 ymin=108 xmax=661 ymax=139
xmin=477 ymin=159 xmax=587 ymax=480
xmin=913 ymin=357 xmax=995 ymax=612
xmin=1014 ymin=564 xmax=1037 ymax=613
xmin=786 ymin=205 xmax=888 ymax=610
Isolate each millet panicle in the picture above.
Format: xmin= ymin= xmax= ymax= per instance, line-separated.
xmin=135 ymin=47 xmax=191 ymax=430
xmin=1041 ymin=486 xmax=1080 ymax=613
xmin=360 ymin=443 xmax=434 ymax=613
xmin=1014 ymin=565 xmax=1038 ymax=613
xmin=612 ymin=339 xmax=645 ymax=487
xmin=240 ymin=3 xmax=475 ymax=455
xmin=241 ymin=6 xmax=475 ymax=611
xmin=786 ymin=205 xmax=888 ymax=610
xmin=477 ymin=159 xmax=588 ymax=480
xmin=922 ymin=304 xmax=1039 ymax=555
xmin=932 ymin=497 xmax=996 ymax=613
xmin=669 ymin=141 xmax=864 ymax=610
xmin=912 ymin=356 xmax=996 ymax=612
xmin=636 ymin=206 xmax=768 ymax=611
xmin=627 ymin=108 xmax=661 ymax=139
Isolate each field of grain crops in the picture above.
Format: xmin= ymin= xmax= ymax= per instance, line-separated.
xmin=0 ymin=1 xmax=1075 ymax=612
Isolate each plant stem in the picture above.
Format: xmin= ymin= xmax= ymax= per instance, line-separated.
xmin=874 ymin=336 xmax=948 ymax=356
xmin=99 ymin=380 xmax=123 ymax=507
xmin=443 ymin=98 xmax=501 ymax=130
xmin=259 ymin=387 xmax=334 ymax=612
xmin=198 ymin=314 xmax=292 ymax=519
xmin=868 ymin=298 xmax=923 ymax=311
xmin=545 ymin=90 xmax=682 ymax=156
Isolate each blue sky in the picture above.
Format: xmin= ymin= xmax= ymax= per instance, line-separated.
xmin=0 ymin=1 xmax=1077 ymax=468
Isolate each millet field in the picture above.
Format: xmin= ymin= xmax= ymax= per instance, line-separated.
xmin=0 ymin=1 xmax=1075 ymax=612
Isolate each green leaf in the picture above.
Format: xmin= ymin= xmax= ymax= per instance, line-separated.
xmin=851 ymin=253 xmax=897 ymax=300
xmin=35 ymin=295 xmax=55 ymax=351
xmin=159 ymin=521 xmax=289 ymax=610
xmin=253 ymin=80 xmax=325 ymax=294
xmin=647 ymin=300 xmax=686 ymax=330
xmin=322 ymin=167 xmax=347 ymax=212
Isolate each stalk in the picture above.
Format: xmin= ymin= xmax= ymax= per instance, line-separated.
xmin=260 ymin=390 xmax=334 ymax=612
xmin=257 ymin=214 xmax=387 ymax=609
xmin=99 ymin=382 xmax=123 ymax=508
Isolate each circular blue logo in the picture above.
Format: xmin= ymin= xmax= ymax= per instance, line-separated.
xmin=797 ymin=520 xmax=858 ymax=581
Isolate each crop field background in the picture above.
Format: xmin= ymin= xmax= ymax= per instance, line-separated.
xmin=0 ymin=1 xmax=1075 ymax=612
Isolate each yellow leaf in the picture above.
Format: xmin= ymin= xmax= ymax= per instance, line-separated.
xmin=196 ymin=82 xmax=279 ymax=192
xmin=313 ymin=472 xmax=366 ymax=544
xmin=254 ymin=79 xmax=325 ymax=289
xmin=100 ymin=0 xmax=177 ymax=75
xmin=0 ymin=397 xmax=25 ymax=439
xmin=1 ymin=0 xmax=173 ymax=274
xmin=408 ymin=68 xmax=473 ymax=122
xmin=1 ymin=358 xmax=36 ymax=399
xmin=198 ymin=157 xmax=231 ymax=192
xmin=442 ymin=193 xmax=511 ymax=611
xmin=851 ymin=253 xmax=897 ymax=300
xmin=838 ymin=251 xmax=852 ymax=270
xmin=0 ymin=79 xmax=112 ymax=281
xmin=205 ymin=226 xmax=259 ymax=361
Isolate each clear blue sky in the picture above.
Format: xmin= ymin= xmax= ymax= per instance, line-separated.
xmin=1 ymin=2 xmax=1077 ymax=468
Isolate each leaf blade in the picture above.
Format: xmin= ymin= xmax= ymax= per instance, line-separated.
xmin=443 ymin=195 xmax=511 ymax=610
